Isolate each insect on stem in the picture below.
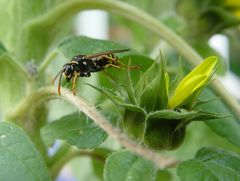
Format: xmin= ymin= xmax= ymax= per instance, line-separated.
xmin=52 ymin=49 xmax=139 ymax=95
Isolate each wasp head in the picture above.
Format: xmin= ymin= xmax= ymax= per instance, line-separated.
xmin=63 ymin=63 xmax=74 ymax=82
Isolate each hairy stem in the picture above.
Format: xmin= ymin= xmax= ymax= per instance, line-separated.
xmin=8 ymin=87 xmax=178 ymax=169
xmin=38 ymin=50 xmax=59 ymax=75
xmin=24 ymin=0 xmax=240 ymax=120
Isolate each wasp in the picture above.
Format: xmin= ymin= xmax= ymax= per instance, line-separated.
xmin=52 ymin=49 xmax=139 ymax=95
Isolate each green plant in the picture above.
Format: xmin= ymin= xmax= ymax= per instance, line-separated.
xmin=0 ymin=0 xmax=240 ymax=181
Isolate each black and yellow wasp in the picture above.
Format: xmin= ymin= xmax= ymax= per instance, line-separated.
xmin=52 ymin=49 xmax=139 ymax=95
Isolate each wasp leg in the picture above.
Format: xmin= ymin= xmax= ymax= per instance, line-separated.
xmin=100 ymin=55 xmax=118 ymax=64
xmin=72 ymin=73 xmax=79 ymax=95
xmin=118 ymin=61 xmax=140 ymax=70
xmin=104 ymin=64 xmax=120 ymax=69
xmin=101 ymin=55 xmax=140 ymax=70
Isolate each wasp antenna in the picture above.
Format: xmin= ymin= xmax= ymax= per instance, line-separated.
xmin=118 ymin=48 xmax=130 ymax=52
xmin=57 ymin=70 xmax=64 ymax=95
xmin=52 ymin=69 xmax=64 ymax=85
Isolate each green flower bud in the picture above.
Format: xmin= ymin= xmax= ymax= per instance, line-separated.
xmin=91 ymin=55 xmax=221 ymax=150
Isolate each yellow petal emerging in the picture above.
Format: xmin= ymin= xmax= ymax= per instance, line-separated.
xmin=225 ymin=0 xmax=240 ymax=19
xmin=168 ymin=56 xmax=218 ymax=109
xmin=225 ymin=0 xmax=240 ymax=7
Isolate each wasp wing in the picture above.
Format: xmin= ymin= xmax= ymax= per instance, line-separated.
xmin=85 ymin=49 xmax=130 ymax=59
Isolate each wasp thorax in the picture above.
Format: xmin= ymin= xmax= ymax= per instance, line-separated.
xmin=73 ymin=55 xmax=85 ymax=61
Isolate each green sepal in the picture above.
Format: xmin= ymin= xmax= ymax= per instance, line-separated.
xmin=119 ymin=103 xmax=146 ymax=141
xmin=122 ymin=109 xmax=146 ymax=142
xmin=143 ymin=109 xmax=223 ymax=150
xmin=192 ymin=97 xmax=221 ymax=108
xmin=119 ymin=103 xmax=145 ymax=114
xmin=139 ymin=59 xmax=168 ymax=112
xmin=147 ymin=109 xmax=198 ymax=120
xmin=175 ymin=111 xmax=226 ymax=131
xmin=144 ymin=110 xmax=189 ymax=150
xmin=188 ymin=111 xmax=225 ymax=122
xmin=135 ymin=62 xmax=159 ymax=99
xmin=144 ymin=116 xmax=186 ymax=150
xmin=87 ymin=83 xmax=124 ymax=106
xmin=88 ymin=82 xmax=147 ymax=141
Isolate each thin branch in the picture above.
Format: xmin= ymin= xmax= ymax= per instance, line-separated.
xmin=8 ymin=87 xmax=178 ymax=169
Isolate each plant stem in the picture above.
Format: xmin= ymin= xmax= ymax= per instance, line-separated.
xmin=47 ymin=142 xmax=71 ymax=167
xmin=8 ymin=87 xmax=178 ymax=169
xmin=50 ymin=148 xmax=106 ymax=179
xmin=38 ymin=50 xmax=59 ymax=75
xmin=25 ymin=0 xmax=240 ymax=120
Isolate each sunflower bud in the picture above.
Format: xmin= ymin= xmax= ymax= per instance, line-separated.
xmin=122 ymin=56 xmax=219 ymax=150
xmin=91 ymin=56 xmax=220 ymax=150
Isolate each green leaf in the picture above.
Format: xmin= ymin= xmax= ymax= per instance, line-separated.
xmin=0 ymin=41 xmax=7 ymax=55
xmin=177 ymin=147 xmax=240 ymax=181
xmin=104 ymin=150 xmax=157 ymax=181
xmin=199 ymin=88 xmax=240 ymax=148
xmin=2 ymin=0 xmax=68 ymax=62
xmin=58 ymin=36 xmax=133 ymax=58
xmin=195 ymin=147 xmax=240 ymax=173
xmin=41 ymin=113 xmax=107 ymax=149
xmin=178 ymin=159 xmax=240 ymax=181
xmin=156 ymin=170 xmax=173 ymax=181
xmin=0 ymin=0 xmax=58 ymax=60
xmin=0 ymin=53 xmax=27 ymax=118
xmin=0 ymin=122 xmax=51 ymax=181
xmin=118 ymin=54 xmax=153 ymax=85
